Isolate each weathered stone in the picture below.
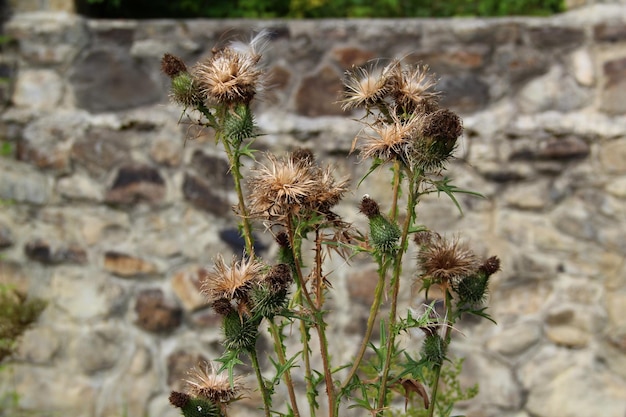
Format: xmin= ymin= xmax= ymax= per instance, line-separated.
xmin=518 ymin=67 xmax=590 ymax=113
xmin=438 ymin=73 xmax=489 ymax=113
xmin=150 ymin=134 xmax=183 ymax=167
xmin=166 ymin=350 xmax=207 ymax=391
xmin=12 ymin=69 xmax=63 ymax=110
xmin=503 ymin=180 xmax=550 ymax=210
xmin=0 ymin=260 xmax=30 ymax=293
xmin=190 ymin=308 xmax=223 ymax=329
xmin=218 ymin=228 xmax=268 ymax=254
xmin=171 ymin=265 xmax=208 ymax=312
xmin=103 ymin=251 xmax=158 ymax=277
xmin=570 ymin=49 xmax=595 ymax=86
xmin=189 ymin=150 xmax=234 ymax=190
xmin=0 ymin=158 xmax=51 ymax=204
xmin=599 ymin=138 xmax=626 ymax=174
xmin=601 ymin=57 xmax=626 ymax=115
xmin=182 ymin=173 xmax=230 ymax=216
xmin=295 ymin=65 xmax=344 ymax=117
xmin=50 ymin=268 xmax=126 ymax=321
xmin=69 ymin=47 xmax=162 ymax=112
xmin=0 ymin=221 xmax=14 ymax=248
xmin=6 ymin=12 xmax=88 ymax=64
xmin=18 ymin=112 xmax=88 ymax=173
xmin=347 ymin=268 xmax=379 ymax=305
xmin=526 ymin=365 xmax=626 ymax=417
xmin=71 ymin=127 xmax=132 ymax=176
xmin=495 ymin=46 xmax=548 ymax=85
xmin=536 ymin=136 xmax=590 ymax=160
xmin=24 ymin=239 xmax=88 ymax=265
xmin=606 ymin=176 xmax=626 ymax=198
xmin=332 ymin=46 xmax=375 ymax=68
xmin=135 ymin=289 xmax=182 ymax=333
xmin=486 ymin=321 xmax=542 ymax=356
xmin=56 ymin=174 xmax=104 ymax=201
xmin=457 ymin=349 xmax=522 ymax=409
xmin=2 ymin=366 xmax=96 ymax=416
xmin=266 ymin=65 xmax=292 ymax=92
xmin=15 ymin=326 xmax=60 ymax=364
xmin=78 ymin=208 xmax=130 ymax=246
xmin=70 ymin=326 xmax=125 ymax=374
xmin=494 ymin=280 xmax=553 ymax=318
xmin=528 ymin=26 xmax=585 ymax=50
xmin=594 ymin=21 xmax=626 ymax=42
xmin=105 ymin=165 xmax=166 ymax=205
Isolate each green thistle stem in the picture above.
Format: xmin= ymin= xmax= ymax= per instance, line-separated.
xmin=376 ymin=171 xmax=418 ymax=415
xmin=249 ymin=348 xmax=271 ymax=417
xmin=268 ymin=320 xmax=301 ymax=417
xmin=427 ymin=289 xmax=454 ymax=417
xmin=341 ymin=256 xmax=389 ymax=389
xmin=222 ymin=138 xmax=255 ymax=256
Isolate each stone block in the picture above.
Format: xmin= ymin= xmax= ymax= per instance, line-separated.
xmin=103 ymin=251 xmax=158 ymax=277
xmin=295 ymin=65 xmax=344 ymax=117
xmin=105 ymin=165 xmax=166 ymax=205
xmin=134 ymin=288 xmax=182 ymax=333
xmin=601 ymin=56 xmax=626 ymax=115
xmin=12 ymin=69 xmax=63 ymax=109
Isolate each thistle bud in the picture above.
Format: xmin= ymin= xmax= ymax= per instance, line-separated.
xmin=222 ymin=311 xmax=259 ymax=352
xmin=161 ymin=53 xmax=187 ymax=78
xmin=421 ymin=333 xmax=446 ymax=366
xmin=250 ymin=284 xmax=288 ymax=319
xmin=369 ymin=214 xmax=401 ymax=254
xmin=453 ymin=271 xmax=490 ymax=306
xmin=223 ymin=103 xmax=255 ymax=145
xmin=169 ymin=391 xmax=191 ymax=408
xmin=212 ymin=298 xmax=234 ymax=316
xmin=170 ymin=72 xmax=200 ymax=107
xmin=414 ymin=108 xmax=463 ymax=171
xmin=479 ymin=256 xmax=501 ymax=277
xmin=359 ymin=196 xmax=399 ymax=253
xmin=182 ymin=397 xmax=221 ymax=417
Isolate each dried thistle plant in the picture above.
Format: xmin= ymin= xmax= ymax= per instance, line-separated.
xmin=162 ymin=32 xmax=500 ymax=417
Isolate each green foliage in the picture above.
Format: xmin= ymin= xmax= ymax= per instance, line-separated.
xmin=78 ymin=0 xmax=563 ymax=18
xmin=0 ymin=285 xmax=46 ymax=363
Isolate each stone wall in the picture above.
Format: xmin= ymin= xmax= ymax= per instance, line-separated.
xmin=1 ymin=4 xmax=626 ymax=417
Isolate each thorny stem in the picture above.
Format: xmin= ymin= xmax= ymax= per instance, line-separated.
xmin=376 ymin=171 xmax=418 ymax=415
xmin=249 ymin=348 xmax=271 ymax=417
xmin=286 ymin=216 xmax=336 ymax=417
xmin=268 ymin=320 xmax=301 ymax=417
xmin=340 ymin=258 xmax=388 ymax=389
xmin=427 ymin=289 xmax=454 ymax=417
xmin=314 ymin=227 xmax=324 ymax=309
xmin=221 ymin=138 xmax=255 ymax=256
xmin=390 ymin=159 xmax=402 ymax=221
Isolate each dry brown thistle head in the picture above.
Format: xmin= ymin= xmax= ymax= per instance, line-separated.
xmin=161 ymin=53 xmax=188 ymax=78
xmin=185 ymin=362 xmax=245 ymax=404
xmin=390 ymin=63 xmax=439 ymax=113
xmin=355 ymin=111 xmax=421 ymax=165
xmin=417 ymin=234 xmax=480 ymax=286
xmin=193 ymin=31 xmax=269 ymax=105
xmin=201 ymin=255 xmax=264 ymax=302
xmin=341 ymin=61 xmax=398 ymax=111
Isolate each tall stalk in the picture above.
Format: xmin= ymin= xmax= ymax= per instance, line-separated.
xmin=249 ymin=349 xmax=271 ymax=417
xmin=376 ymin=170 xmax=418 ymax=414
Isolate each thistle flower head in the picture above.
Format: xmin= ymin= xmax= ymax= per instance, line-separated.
xmin=355 ymin=112 xmax=420 ymax=165
xmin=411 ymin=109 xmax=463 ymax=171
xmin=341 ymin=61 xmax=397 ymax=111
xmin=185 ymin=362 xmax=245 ymax=404
xmin=201 ymin=255 xmax=264 ymax=301
xmin=390 ymin=64 xmax=439 ymax=113
xmin=248 ymin=153 xmax=320 ymax=219
xmin=417 ymin=234 xmax=479 ymax=285
xmin=248 ymin=152 xmax=348 ymax=223
xmin=193 ymin=32 xmax=269 ymax=105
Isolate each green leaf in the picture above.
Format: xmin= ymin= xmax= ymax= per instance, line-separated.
xmin=357 ymin=157 xmax=384 ymax=188
xmin=427 ymin=176 xmax=485 ymax=215
xmin=216 ymin=349 xmax=244 ymax=387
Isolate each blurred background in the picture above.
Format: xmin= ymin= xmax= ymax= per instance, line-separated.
xmin=1 ymin=1 xmax=625 ymax=417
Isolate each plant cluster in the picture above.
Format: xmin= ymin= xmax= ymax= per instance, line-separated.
xmin=162 ymin=31 xmax=500 ymax=417
xmin=0 ymin=285 xmax=46 ymax=363
xmin=77 ymin=0 xmax=563 ymax=19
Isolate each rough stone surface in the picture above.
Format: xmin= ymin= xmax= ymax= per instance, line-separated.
xmin=2 ymin=8 xmax=626 ymax=417
xmin=134 ymin=288 xmax=183 ymax=333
